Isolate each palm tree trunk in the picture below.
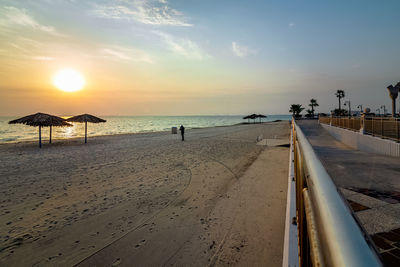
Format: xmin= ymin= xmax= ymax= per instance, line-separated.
xmin=39 ymin=126 xmax=42 ymax=148
xmin=85 ymin=121 xmax=87 ymax=143
xmin=339 ymin=98 xmax=341 ymax=114
xmin=49 ymin=125 xmax=52 ymax=144
xmin=392 ymin=98 xmax=396 ymax=117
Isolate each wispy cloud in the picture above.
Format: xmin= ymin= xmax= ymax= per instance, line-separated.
xmin=0 ymin=6 xmax=63 ymax=36
xmin=32 ymin=56 xmax=55 ymax=61
xmin=100 ymin=45 xmax=153 ymax=63
xmin=153 ymin=31 xmax=209 ymax=60
xmin=92 ymin=0 xmax=192 ymax=26
xmin=231 ymin=42 xmax=255 ymax=58
xmin=289 ymin=22 xmax=295 ymax=27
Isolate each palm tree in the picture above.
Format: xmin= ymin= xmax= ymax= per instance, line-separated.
xmin=309 ymin=98 xmax=319 ymax=117
xmin=387 ymin=82 xmax=400 ymax=117
xmin=335 ymin=90 xmax=345 ymax=114
xmin=289 ymin=104 xmax=305 ymax=117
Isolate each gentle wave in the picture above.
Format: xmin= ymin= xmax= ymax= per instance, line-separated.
xmin=0 ymin=115 xmax=291 ymax=143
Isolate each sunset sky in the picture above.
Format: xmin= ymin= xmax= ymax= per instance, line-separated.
xmin=1 ymin=0 xmax=400 ymax=116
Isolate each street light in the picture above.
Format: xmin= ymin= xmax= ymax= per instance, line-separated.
xmin=344 ymin=100 xmax=351 ymax=117
xmin=380 ymin=105 xmax=386 ymax=116
xmin=357 ymin=105 xmax=363 ymax=114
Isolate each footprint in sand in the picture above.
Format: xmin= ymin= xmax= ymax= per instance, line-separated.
xmin=112 ymin=258 xmax=121 ymax=266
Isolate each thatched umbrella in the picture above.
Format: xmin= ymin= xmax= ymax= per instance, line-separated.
xmin=243 ymin=114 xmax=257 ymax=123
xmin=65 ymin=114 xmax=106 ymax=143
xmin=9 ymin=112 xmax=72 ymax=148
xmin=257 ymin=114 xmax=267 ymax=123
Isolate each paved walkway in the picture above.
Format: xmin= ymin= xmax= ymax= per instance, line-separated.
xmin=297 ymin=120 xmax=400 ymax=265
xmin=297 ymin=120 xmax=400 ymax=193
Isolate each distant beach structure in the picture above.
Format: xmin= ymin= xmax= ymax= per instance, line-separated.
xmin=8 ymin=112 xmax=72 ymax=148
xmin=243 ymin=114 xmax=267 ymax=124
xmin=65 ymin=114 xmax=106 ymax=143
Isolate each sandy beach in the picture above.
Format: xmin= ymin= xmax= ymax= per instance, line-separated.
xmin=0 ymin=121 xmax=290 ymax=266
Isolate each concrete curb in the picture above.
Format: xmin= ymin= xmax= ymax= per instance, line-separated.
xmin=282 ymin=129 xmax=299 ymax=267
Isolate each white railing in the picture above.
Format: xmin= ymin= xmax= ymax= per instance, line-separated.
xmin=287 ymin=119 xmax=382 ymax=266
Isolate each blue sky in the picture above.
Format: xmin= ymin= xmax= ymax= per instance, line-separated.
xmin=0 ymin=0 xmax=400 ymax=115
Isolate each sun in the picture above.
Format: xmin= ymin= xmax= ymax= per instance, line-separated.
xmin=53 ymin=68 xmax=85 ymax=92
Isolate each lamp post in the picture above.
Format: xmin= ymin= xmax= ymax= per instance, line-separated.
xmin=381 ymin=105 xmax=386 ymax=117
xmin=344 ymin=100 xmax=351 ymax=117
xmin=357 ymin=105 xmax=363 ymax=115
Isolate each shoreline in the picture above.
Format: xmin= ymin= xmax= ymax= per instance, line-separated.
xmin=0 ymin=120 xmax=288 ymax=147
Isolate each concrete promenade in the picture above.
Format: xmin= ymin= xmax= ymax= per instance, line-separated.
xmin=297 ymin=120 xmax=400 ymax=265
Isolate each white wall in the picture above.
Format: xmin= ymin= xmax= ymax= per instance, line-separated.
xmin=321 ymin=124 xmax=400 ymax=157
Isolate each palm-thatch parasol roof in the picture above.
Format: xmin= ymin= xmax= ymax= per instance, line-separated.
xmin=65 ymin=114 xmax=106 ymax=143
xmin=9 ymin=112 xmax=72 ymax=148
xmin=243 ymin=114 xmax=266 ymax=123
xmin=256 ymin=114 xmax=267 ymax=123
xmin=243 ymin=114 xmax=258 ymax=120
xmin=65 ymin=114 xmax=106 ymax=123
xmin=9 ymin=112 xmax=71 ymax=127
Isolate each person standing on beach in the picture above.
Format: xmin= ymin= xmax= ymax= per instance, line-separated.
xmin=179 ymin=125 xmax=185 ymax=141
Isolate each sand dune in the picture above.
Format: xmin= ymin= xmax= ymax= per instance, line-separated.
xmin=0 ymin=121 xmax=290 ymax=266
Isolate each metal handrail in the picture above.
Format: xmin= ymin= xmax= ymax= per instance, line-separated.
xmin=319 ymin=116 xmax=400 ymax=141
xmin=292 ymin=120 xmax=381 ymax=266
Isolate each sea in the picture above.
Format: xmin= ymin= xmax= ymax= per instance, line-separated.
xmin=0 ymin=115 xmax=291 ymax=143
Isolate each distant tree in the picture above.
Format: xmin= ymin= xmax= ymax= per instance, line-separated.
xmin=289 ymin=104 xmax=305 ymax=118
xmin=308 ymin=98 xmax=319 ymax=117
xmin=333 ymin=108 xmax=348 ymax=116
xmin=335 ymin=90 xmax=345 ymax=112
xmin=305 ymin=109 xmax=313 ymax=118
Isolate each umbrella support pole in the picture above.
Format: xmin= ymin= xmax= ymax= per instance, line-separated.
xmin=39 ymin=125 xmax=42 ymax=148
xmin=85 ymin=121 xmax=87 ymax=144
xmin=49 ymin=125 xmax=52 ymax=144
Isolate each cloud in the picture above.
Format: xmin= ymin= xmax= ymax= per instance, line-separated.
xmin=289 ymin=22 xmax=295 ymax=27
xmin=0 ymin=6 xmax=63 ymax=36
xmin=153 ymin=31 xmax=209 ymax=60
xmin=92 ymin=0 xmax=192 ymax=26
xmin=100 ymin=45 xmax=153 ymax=63
xmin=231 ymin=42 xmax=255 ymax=58
xmin=32 ymin=56 xmax=55 ymax=61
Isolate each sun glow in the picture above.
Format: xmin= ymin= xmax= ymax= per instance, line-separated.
xmin=53 ymin=69 xmax=85 ymax=92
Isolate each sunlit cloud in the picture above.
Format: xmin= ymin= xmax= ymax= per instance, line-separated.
xmin=32 ymin=56 xmax=55 ymax=61
xmin=100 ymin=45 xmax=153 ymax=63
xmin=92 ymin=0 xmax=192 ymax=27
xmin=153 ymin=31 xmax=209 ymax=60
xmin=231 ymin=42 xmax=255 ymax=58
xmin=0 ymin=6 xmax=63 ymax=36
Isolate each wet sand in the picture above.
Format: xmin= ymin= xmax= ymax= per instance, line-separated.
xmin=0 ymin=121 xmax=290 ymax=266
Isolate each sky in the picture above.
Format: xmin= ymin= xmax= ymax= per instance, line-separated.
xmin=0 ymin=0 xmax=400 ymax=116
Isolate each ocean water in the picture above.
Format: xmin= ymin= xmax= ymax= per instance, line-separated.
xmin=0 ymin=115 xmax=291 ymax=143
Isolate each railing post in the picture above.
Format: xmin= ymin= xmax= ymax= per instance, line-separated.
xmin=360 ymin=114 xmax=365 ymax=134
xmin=372 ymin=117 xmax=374 ymax=136
xmin=381 ymin=118 xmax=384 ymax=137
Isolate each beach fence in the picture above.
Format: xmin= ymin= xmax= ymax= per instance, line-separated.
xmin=283 ymin=119 xmax=381 ymax=266
xmin=319 ymin=116 xmax=400 ymax=141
